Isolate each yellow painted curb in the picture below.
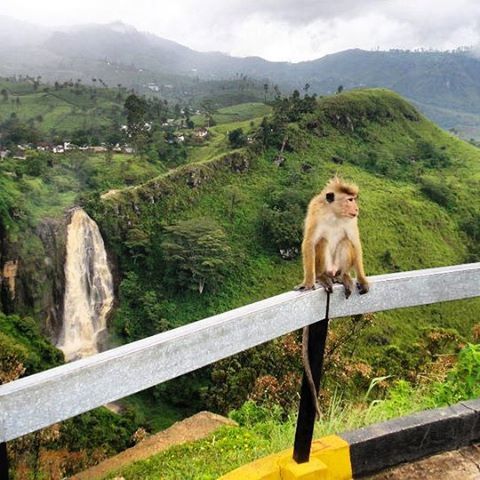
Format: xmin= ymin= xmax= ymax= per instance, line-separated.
xmin=219 ymin=435 xmax=352 ymax=480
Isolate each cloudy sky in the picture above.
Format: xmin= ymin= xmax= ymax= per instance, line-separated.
xmin=1 ymin=0 xmax=480 ymax=62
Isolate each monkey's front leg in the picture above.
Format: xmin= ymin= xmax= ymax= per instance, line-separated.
xmin=341 ymin=273 xmax=354 ymax=299
xmin=357 ymin=280 xmax=369 ymax=295
xmin=355 ymin=268 xmax=370 ymax=295
xmin=352 ymin=241 xmax=369 ymax=295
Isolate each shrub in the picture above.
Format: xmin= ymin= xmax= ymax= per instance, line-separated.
xmin=229 ymin=400 xmax=283 ymax=427
xmin=161 ymin=217 xmax=231 ymax=294
xmin=113 ymin=272 xmax=173 ymax=341
xmin=228 ymin=128 xmax=247 ymax=148
xmin=432 ymin=343 xmax=480 ymax=404
xmin=259 ymin=190 xmax=307 ymax=257
xmin=419 ymin=177 xmax=456 ymax=208
xmin=416 ymin=141 xmax=451 ymax=168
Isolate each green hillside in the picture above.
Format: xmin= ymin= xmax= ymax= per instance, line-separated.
xmin=2 ymin=88 xmax=480 ymax=478
xmin=93 ymin=88 xmax=480 ymax=340
xmin=0 ymin=78 xmax=271 ymax=150
xmin=83 ymin=87 xmax=479 ymax=433
xmin=86 ymin=87 xmax=480 ymax=479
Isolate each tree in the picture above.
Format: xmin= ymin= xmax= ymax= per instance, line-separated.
xmin=161 ymin=218 xmax=231 ymax=294
xmin=224 ymin=185 xmax=245 ymax=221
xmin=124 ymin=94 xmax=149 ymax=153
xmin=200 ymin=99 xmax=217 ymax=127
xmin=273 ymin=84 xmax=281 ymax=100
xmin=228 ymin=128 xmax=247 ymax=148
xmin=260 ymin=189 xmax=307 ymax=258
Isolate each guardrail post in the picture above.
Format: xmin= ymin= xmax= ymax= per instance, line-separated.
xmin=0 ymin=442 xmax=9 ymax=480
xmin=292 ymin=316 xmax=330 ymax=463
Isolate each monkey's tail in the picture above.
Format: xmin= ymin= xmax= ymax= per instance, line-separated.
xmin=302 ymin=325 xmax=322 ymax=420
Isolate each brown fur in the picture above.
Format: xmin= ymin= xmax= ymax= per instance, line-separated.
xmin=296 ymin=176 xmax=369 ymax=296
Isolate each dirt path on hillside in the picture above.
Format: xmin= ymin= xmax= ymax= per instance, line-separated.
xmin=368 ymin=444 xmax=480 ymax=480
xmin=71 ymin=411 xmax=236 ymax=480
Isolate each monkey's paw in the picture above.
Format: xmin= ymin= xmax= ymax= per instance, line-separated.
xmin=357 ymin=282 xmax=370 ymax=295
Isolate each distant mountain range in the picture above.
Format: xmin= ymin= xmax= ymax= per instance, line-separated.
xmin=2 ymin=15 xmax=480 ymax=137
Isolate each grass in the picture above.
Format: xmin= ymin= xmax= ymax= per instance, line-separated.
xmin=0 ymin=84 xmax=123 ymax=136
xmin=102 ymin=342 xmax=480 ymax=480
xmin=181 ymin=121 xmax=260 ymax=167
xmin=211 ymin=103 xmax=273 ymax=124
xmin=119 ymin=392 xmax=186 ymax=431
xmin=191 ymin=102 xmax=272 ymax=127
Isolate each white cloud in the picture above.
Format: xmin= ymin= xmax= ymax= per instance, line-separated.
xmin=1 ymin=0 xmax=480 ymax=61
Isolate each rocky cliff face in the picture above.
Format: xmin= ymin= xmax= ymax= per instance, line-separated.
xmin=35 ymin=216 xmax=68 ymax=341
xmin=0 ymin=214 xmax=68 ymax=342
xmin=0 ymin=219 xmax=16 ymax=314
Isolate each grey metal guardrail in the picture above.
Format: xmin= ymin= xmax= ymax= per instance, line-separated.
xmin=0 ymin=263 xmax=479 ymax=445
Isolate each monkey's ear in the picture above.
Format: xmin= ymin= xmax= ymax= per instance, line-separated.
xmin=326 ymin=192 xmax=335 ymax=203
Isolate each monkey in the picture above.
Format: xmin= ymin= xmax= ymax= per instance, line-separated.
xmin=296 ymin=176 xmax=369 ymax=297
xmin=295 ymin=176 xmax=369 ymax=419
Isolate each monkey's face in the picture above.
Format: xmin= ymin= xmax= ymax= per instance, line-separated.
xmin=338 ymin=195 xmax=359 ymax=218
xmin=325 ymin=188 xmax=360 ymax=218
xmin=343 ymin=195 xmax=359 ymax=218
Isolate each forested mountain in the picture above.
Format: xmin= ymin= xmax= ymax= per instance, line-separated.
xmin=2 ymin=16 xmax=480 ymax=137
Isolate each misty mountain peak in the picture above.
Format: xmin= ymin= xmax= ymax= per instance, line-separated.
xmin=107 ymin=21 xmax=138 ymax=35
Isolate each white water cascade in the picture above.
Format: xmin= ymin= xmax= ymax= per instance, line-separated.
xmin=58 ymin=208 xmax=114 ymax=362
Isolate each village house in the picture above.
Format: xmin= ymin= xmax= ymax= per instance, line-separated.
xmin=90 ymin=146 xmax=108 ymax=153
xmin=193 ymin=127 xmax=208 ymax=138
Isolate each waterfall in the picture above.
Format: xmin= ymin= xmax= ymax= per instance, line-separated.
xmin=58 ymin=208 xmax=114 ymax=362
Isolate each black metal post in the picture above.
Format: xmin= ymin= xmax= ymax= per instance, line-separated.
xmin=0 ymin=442 xmax=9 ymax=480
xmin=293 ymin=316 xmax=330 ymax=464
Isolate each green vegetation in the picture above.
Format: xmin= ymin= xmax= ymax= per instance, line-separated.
xmin=0 ymin=312 xmax=139 ymax=479
xmin=0 ymin=312 xmax=63 ymax=381
xmin=0 ymin=78 xmax=125 ymax=142
xmin=0 ymin=78 xmax=270 ymax=148
xmin=86 ymin=86 xmax=480 ymax=439
xmin=103 ymin=342 xmax=480 ymax=480
xmin=94 ymin=89 xmax=480 ymax=341
xmin=161 ymin=218 xmax=231 ymax=294
xmin=10 ymin=405 xmax=138 ymax=480
xmin=2 ymin=84 xmax=480 ymax=478
xmin=0 ymin=150 xmax=167 ymax=227
xmin=192 ymin=102 xmax=273 ymax=127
